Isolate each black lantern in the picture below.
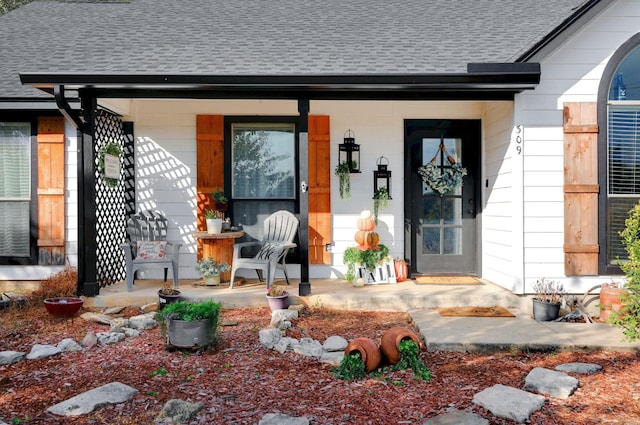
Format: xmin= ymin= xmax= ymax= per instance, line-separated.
xmin=338 ymin=129 xmax=360 ymax=173
xmin=373 ymin=156 xmax=391 ymax=199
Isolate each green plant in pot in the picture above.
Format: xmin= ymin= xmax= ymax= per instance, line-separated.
xmin=158 ymin=282 xmax=181 ymax=311
xmin=373 ymin=187 xmax=390 ymax=225
xmin=343 ymin=244 xmax=389 ymax=284
xmin=195 ymin=257 xmax=230 ymax=286
xmin=531 ymin=278 xmax=565 ymax=321
xmin=334 ymin=161 xmax=356 ymax=200
xmin=211 ymin=187 xmax=228 ymax=212
xmin=156 ymin=299 xmax=222 ymax=349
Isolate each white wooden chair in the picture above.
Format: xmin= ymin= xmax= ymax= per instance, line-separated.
xmin=229 ymin=210 xmax=298 ymax=289
xmin=120 ymin=210 xmax=182 ymax=292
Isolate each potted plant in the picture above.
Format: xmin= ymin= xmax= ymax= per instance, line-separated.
xmin=531 ymin=278 xmax=565 ymax=321
xmin=205 ymin=209 xmax=223 ymax=234
xmin=343 ymin=244 xmax=390 ymax=284
xmin=211 ymin=187 xmax=228 ymax=212
xmin=334 ymin=161 xmax=356 ymax=200
xmin=158 ymin=282 xmax=181 ymax=311
xmin=265 ymin=284 xmax=290 ymax=311
xmin=156 ymin=299 xmax=222 ymax=349
xmin=373 ymin=187 xmax=390 ymax=224
xmin=195 ymin=257 xmax=230 ymax=286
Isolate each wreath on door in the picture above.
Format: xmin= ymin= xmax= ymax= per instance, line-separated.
xmin=97 ymin=141 xmax=122 ymax=188
xmin=417 ymin=142 xmax=467 ymax=195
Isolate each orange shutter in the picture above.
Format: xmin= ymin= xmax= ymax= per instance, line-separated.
xmin=196 ymin=115 xmax=224 ymax=231
xmin=563 ymin=102 xmax=599 ymax=275
xmin=37 ymin=117 xmax=65 ymax=265
xmin=308 ymin=115 xmax=331 ymax=264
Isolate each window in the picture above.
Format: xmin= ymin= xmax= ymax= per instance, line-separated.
xmin=603 ymin=40 xmax=640 ymax=271
xmin=0 ymin=122 xmax=33 ymax=260
xmin=228 ymin=120 xmax=298 ymax=245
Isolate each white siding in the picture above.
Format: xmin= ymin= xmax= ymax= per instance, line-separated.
xmin=515 ymin=0 xmax=640 ymax=292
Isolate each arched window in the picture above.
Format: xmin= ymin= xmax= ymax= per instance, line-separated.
xmin=599 ymin=34 xmax=640 ymax=274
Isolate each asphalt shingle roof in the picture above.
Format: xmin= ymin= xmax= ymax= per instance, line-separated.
xmin=1 ymin=0 xmax=594 ymax=99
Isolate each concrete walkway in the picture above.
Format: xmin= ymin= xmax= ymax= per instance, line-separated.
xmin=84 ymin=277 xmax=640 ymax=353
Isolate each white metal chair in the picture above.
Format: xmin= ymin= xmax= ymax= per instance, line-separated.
xmin=120 ymin=210 xmax=182 ymax=292
xmin=229 ymin=210 xmax=299 ymax=289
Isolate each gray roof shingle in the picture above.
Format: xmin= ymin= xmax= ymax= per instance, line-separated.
xmin=1 ymin=0 xmax=595 ymax=99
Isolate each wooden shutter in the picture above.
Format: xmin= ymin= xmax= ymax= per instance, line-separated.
xmin=196 ymin=115 xmax=224 ymax=232
xmin=308 ymin=115 xmax=331 ymax=264
xmin=563 ymin=102 xmax=599 ymax=275
xmin=37 ymin=117 xmax=65 ymax=265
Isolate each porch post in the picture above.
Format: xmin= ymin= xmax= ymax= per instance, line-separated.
xmin=298 ymin=98 xmax=311 ymax=296
xmin=77 ymin=91 xmax=99 ymax=296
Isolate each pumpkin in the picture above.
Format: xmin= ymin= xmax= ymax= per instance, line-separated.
xmin=357 ymin=209 xmax=376 ymax=231
xmin=355 ymin=230 xmax=379 ymax=247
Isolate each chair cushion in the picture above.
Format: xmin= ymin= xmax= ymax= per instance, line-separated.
xmin=255 ymin=242 xmax=284 ymax=260
xmin=136 ymin=240 xmax=167 ymax=259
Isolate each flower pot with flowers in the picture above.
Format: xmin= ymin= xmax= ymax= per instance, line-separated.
xmin=532 ymin=278 xmax=565 ymax=321
xmin=195 ymin=257 xmax=231 ymax=286
xmin=265 ymin=284 xmax=290 ymax=311
xmin=205 ymin=209 xmax=224 ymax=234
xmin=158 ymin=282 xmax=181 ymax=311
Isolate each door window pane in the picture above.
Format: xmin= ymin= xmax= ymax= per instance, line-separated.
xmin=443 ymin=228 xmax=462 ymax=255
xmin=232 ymin=123 xmax=295 ymax=199
xmin=0 ymin=122 xmax=31 ymax=257
xmin=422 ymin=228 xmax=440 ymax=255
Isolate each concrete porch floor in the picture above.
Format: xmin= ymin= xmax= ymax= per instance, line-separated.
xmin=83 ymin=277 xmax=525 ymax=312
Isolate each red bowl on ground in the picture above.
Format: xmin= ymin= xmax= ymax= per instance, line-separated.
xmin=44 ymin=297 xmax=84 ymax=317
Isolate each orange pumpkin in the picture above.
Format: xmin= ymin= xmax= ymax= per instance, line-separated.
xmin=355 ymin=230 xmax=379 ymax=247
xmin=357 ymin=217 xmax=376 ymax=231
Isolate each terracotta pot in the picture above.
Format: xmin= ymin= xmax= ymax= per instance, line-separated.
xmin=344 ymin=337 xmax=382 ymax=372
xmin=380 ymin=327 xmax=421 ymax=365
xmin=600 ymin=284 xmax=629 ymax=322
xmin=394 ymin=260 xmax=408 ymax=282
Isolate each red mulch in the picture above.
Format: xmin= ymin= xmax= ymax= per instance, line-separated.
xmin=1 ymin=305 xmax=639 ymax=424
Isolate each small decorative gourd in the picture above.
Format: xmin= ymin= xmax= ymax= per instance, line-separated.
xmin=354 ymin=210 xmax=379 ymax=248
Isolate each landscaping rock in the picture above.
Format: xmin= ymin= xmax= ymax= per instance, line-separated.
xmin=141 ymin=302 xmax=158 ymax=313
xmin=555 ymin=362 xmax=602 ymax=374
xmin=472 ymin=384 xmax=545 ymax=423
xmin=323 ymin=335 xmax=348 ymax=352
xmin=103 ymin=306 xmax=125 ymax=315
xmin=319 ymin=350 xmax=344 ymax=366
xmin=293 ymin=338 xmax=323 ymax=358
xmin=0 ymin=350 xmax=26 ymax=365
xmin=80 ymin=312 xmax=113 ymax=325
xmin=155 ymin=399 xmax=203 ymax=424
xmin=57 ymin=338 xmax=83 ymax=352
xmin=270 ymin=309 xmax=298 ymax=330
xmin=274 ymin=337 xmax=299 ymax=354
xmin=110 ymin=317 xmax=130 ymax=328
xmin=96 ymin=331 xmax=126 ymax=345
xmin=259 ymin=328 xmax=282 ymax=349
xmin=26 ymin=344 xmax=61 ymax=360
xmin=524 ymin=367 xmax=579 ymax=399
xmin=423 ymin=408 xmax=489 ymax=425
xmin=259 ymin=413 xmax=309 ymax=425
xmin=80 ymin=330 xmax=98 ymax=348
xmin=128 ymin=313 xmax=157 ymax=330
xmin=47 ymin=382 xmax=138 ymax=416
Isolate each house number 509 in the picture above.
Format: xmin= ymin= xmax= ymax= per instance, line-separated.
xmin=515 ymin=125 xmax=523 ymax=155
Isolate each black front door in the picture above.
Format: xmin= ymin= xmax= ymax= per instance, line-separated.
xmin=404 ymin=120 xmax=480 ymax=275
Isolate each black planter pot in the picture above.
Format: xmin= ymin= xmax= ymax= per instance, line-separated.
xmin=532 ymin=298 xmax=561 ymax=321
xmin=158 ymin=290 xmax=181 ymax=311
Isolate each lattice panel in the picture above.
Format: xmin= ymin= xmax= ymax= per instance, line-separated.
xmin=94 ymin=109 xmax=134 ymax=287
